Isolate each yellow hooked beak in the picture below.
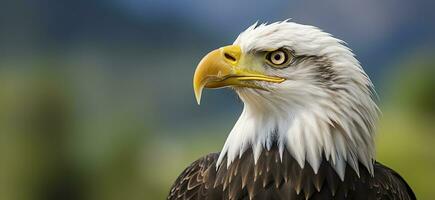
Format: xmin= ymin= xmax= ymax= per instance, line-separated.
xmin=193 ymin=45 xmax=285 ymax=104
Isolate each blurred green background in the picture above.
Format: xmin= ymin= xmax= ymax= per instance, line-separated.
xmin=0 ymin=0 xmax=434 ymax=199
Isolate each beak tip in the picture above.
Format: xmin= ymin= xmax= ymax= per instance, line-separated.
xmin=195 ymin=94 xmax=201 ymax=105
xmin=194 ymin=84 xmax=203 ymax=105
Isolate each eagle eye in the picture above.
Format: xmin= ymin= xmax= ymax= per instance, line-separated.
xmin=265 ymin=49 xmax=293 ymax=68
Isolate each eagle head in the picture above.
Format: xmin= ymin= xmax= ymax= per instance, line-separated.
xmin=193 ymin=21 xmax=378 ymax=180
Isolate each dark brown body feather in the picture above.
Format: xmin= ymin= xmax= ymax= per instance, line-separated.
xmin=168 ymin=146 xmax=415 ymax=200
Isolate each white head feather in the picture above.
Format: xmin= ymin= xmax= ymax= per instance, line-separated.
xmin=216 ymin=21 xmax=379 ymax=180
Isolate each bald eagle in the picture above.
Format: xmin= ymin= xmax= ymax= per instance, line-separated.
xmin=168 ymin=21 xmax=416 ymax=200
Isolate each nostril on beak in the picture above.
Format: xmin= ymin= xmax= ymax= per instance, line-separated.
xmin=224 ymin=53 xmax=237 ymax=62
xmin=221 ymin=45 xmax=241 ymax=65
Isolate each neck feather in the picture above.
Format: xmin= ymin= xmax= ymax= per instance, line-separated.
xmin=216 ymin=88 xmax=378 ymax=180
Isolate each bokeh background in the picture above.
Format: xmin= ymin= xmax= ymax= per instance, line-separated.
xmin=0 ymin=0 xmax=434 ymax=199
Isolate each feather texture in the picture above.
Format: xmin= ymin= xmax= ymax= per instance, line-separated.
xmin=168 ymin=146 xmax=415 ymax=199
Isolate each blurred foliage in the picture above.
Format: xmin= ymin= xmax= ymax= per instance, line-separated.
xmin=376 ymin=53 xmax=435 ymax=199
xmin=0 ymin=69 xmax=152 ymax=200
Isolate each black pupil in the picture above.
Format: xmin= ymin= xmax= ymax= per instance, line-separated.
xmin=274 ymin=54 xmax=282 ymax=61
